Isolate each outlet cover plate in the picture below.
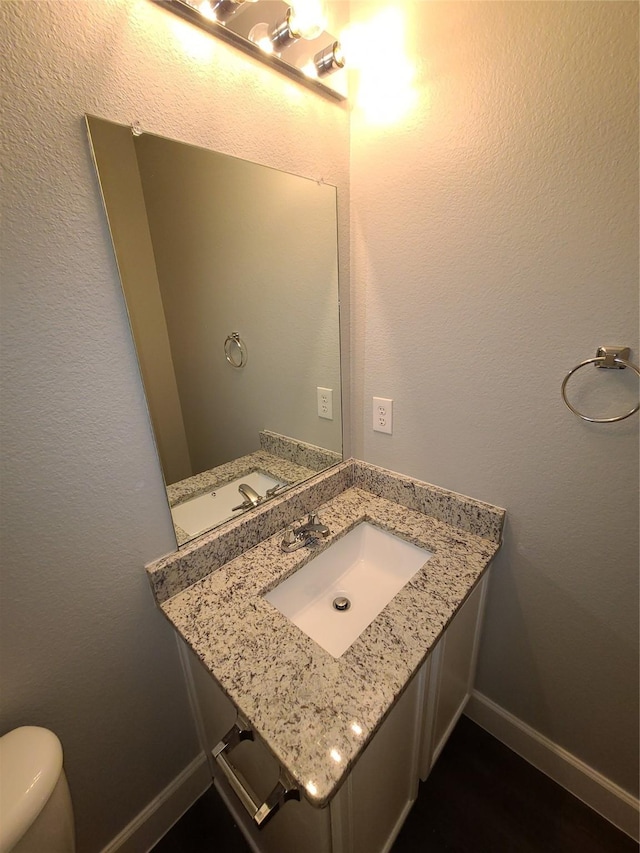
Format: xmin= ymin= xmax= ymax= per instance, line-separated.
xmin=373 ymin=397 xmax=393 ymax=434
xmin=317 ymin=387 xmax=333 ymax=420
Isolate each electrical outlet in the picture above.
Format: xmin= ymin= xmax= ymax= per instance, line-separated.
xmin=317 ymin=387 xmax=333 ymax=420
xmin=373 ymin=397 xmax=393 ymax=434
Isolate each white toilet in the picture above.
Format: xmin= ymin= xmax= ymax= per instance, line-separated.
xmin=0 ymin=726 xmax=75 ymax=853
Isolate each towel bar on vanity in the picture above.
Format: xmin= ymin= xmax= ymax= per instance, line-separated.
xmin=213 ymin=716 xmax=300 ymax=828
xmin=561 ymin=346 xmax=640 ymax=423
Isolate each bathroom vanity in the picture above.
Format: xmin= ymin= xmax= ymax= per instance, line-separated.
xmin=147 ymin=460 xmax=504 ymax=853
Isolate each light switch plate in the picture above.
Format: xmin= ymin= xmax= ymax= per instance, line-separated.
xmin=373 ymin=397 xmax=393 ymax=434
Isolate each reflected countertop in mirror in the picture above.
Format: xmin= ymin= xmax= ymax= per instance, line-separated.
xmin=86 ymin=115 xmax=343 ymax=547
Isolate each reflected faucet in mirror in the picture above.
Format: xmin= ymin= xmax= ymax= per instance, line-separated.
xmin=232 ymin=483 xmax=263 ymax=511
xmin=86 ymin=115 xmax=343 ymax=547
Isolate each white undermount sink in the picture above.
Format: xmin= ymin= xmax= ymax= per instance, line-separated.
xmin=171 ymin=471 xmax=285 ymax=536
xmin=264 ymin=522 xmax=433 ymax=658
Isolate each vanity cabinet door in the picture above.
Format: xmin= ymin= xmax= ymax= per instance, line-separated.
xmin=419 ymin=572 xmax=489 ymax=780
xmin=340 ymin=664 xmax=427 ymax=853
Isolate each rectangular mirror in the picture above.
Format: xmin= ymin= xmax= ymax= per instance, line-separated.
xmin=86 ymin=115 xmax=342 ymax=546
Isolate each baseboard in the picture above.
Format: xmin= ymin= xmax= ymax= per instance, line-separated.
xmin=381 ymin=797 xmax=415 ymax=853
xmin=100 ymin=752 xmax=212 ymax=853
xmin=431 ymin=692 xmax=468 ymax=769
xmin=465 ymin=690 xmax=640 ymax=842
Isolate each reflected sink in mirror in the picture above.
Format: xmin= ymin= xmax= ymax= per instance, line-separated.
xmin=171 ymin=471 xmax=286 ymax=537
xmin=86 ymin=115 xmax=343 ymax=548
xmin=265 ymin=523 xmax=433 ymax=658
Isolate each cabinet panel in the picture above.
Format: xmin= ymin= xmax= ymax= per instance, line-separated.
xmin=420 ymin=574 xmax=488 ymax=779
xmin=217 ymin=774 xmax=333 ymax=853
xmin=432 ymin=579 xmax=485 ymax=751
xmin=348 ymin=668 xmax=425 ymax=853
xmin=185 ymin=645 xmax=237 ymax=748
xmin=178 ymin=570 xmax=490 ymax=852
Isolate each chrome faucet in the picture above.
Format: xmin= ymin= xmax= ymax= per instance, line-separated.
xmin=281 ymin=513 xmax=330 ymax=552
xmin=265 ymin=483 xmax=289 ymax=498
xmin=232 ymin=483 xmax=263 ymax=512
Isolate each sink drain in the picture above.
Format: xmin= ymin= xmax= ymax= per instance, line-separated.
xmin=333 ymin=596 xmax=351 ymax=612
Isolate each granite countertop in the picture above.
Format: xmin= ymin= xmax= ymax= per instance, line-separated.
xmin=166 ymin=432 xmax=340 ymax=546
xmin=153 ymin=461 xmax=504 ymax=807
xmin=168 ymin=450 xmax=317 ymax=545
xmin=166 ymin=451 xmax=316 ymax=509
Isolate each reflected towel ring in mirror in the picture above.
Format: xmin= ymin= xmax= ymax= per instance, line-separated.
xmin=225 ymin=332 xmax=247 ymax=368
xmin=561 ymin=346 xmax=640 ymax=423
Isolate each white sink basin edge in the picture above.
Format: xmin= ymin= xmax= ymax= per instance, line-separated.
xmin=264 ymin=521 xmax=433 ymax=658
xmin=171 ymin=471 xmax=286 ymax=537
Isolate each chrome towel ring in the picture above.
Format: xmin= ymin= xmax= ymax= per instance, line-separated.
xmin=224 ymin=332 xmax=247 ymax=369
xmin=561 ymin=346 xmax=639 ymax=423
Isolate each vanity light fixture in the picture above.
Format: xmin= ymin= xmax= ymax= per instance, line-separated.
xmin=314 ymin=41 xmax=345 ymax=76
xmin=198 ymin=0 xmax=257 ymax=23
xmin=270 ymin=4 xmax=323 ymax=49
xmin=151 ymin=0 xmax=347 ymax=100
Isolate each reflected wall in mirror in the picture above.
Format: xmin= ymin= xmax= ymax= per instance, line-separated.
xmin=86 ymin=116 xmax=342 ymax=546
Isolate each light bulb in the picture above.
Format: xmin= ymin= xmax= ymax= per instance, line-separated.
xmin=199 ymin=0 xmax=257 ymax=23
xmin=248 ymin=21 xmax=274 ymax=54
xmin=197 ymin=0 xmax=217 ymax=20
xmin=301 ymin=60 xmax=318 ymax=79
xmin=289 ymin=0 xmax=325 ymax=40
xmin=270 ymin=3 xmax=325 ymax=51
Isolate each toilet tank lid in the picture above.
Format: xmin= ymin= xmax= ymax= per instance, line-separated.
xmin=0 ymin=726 xmax=64 ymax=853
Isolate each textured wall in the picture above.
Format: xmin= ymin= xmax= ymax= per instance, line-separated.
xmin=0 ymin=2 xmax=349 ymax=851
xmin=135 ymin=133 xmax=342 ymax=468
xmin=350 ymin=1 xmax=638 ymax=794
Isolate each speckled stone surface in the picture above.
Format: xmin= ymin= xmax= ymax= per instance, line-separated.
xmin=148 ymin=461 xmax=504 ymax=808
xmin=149 ymin=462 xmax=353 ymax=603
xmin=354 ymin=461 xmax=504 ymax=544
xmin=166 ymin=450 xmax=318 ymax=546
xmin=167 ymin=451 xmax=317 ymax=507
xmin=259 ymin=430 xmax=342 ymax=472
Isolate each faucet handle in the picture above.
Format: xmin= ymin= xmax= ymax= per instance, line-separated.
xmin=306 ymin=513 xmax=330 ymax=538
xmin=281 ymin=528 xmax=298 ymax=548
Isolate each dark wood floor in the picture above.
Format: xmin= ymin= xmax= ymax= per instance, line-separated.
xmin=152 ymin=716 xmax=637 ymax=853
